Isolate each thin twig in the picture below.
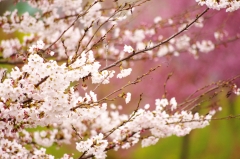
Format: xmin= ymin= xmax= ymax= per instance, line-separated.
xmin=163 ymin=72 xmax=173 ymax=98
xmin=34 ymin=76 xmax=49 ymax=88
xmin=43 ymin=1 xmax=98 ymax=52
xmin=103 ymin=93 xmax=143 ymax=139
xmin=178 ymin=74 xmax=240 ymax=111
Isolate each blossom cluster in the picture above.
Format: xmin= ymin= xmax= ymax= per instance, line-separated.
xmin=196 ymin=0 xmax=240 ymax=12
xmin=0 ymin=0 xmax=239 ymax=158
xmin=74 ymin=98 xmax=218 ymax=159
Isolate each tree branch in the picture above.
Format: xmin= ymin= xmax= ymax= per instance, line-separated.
xmin=100 ymin=8 xmax=209 ymax=71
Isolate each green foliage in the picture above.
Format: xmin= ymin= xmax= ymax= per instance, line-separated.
xmin=9 ymin=1 xmax=37 ymax=16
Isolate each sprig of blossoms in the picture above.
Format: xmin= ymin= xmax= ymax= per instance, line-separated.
xmin=76 ymin=97 xmax=218 ymax=159
xmin=76 ymin=133 xmax=108 ymax=159
xmin=196 ymin=0 xmax=240 ymax=12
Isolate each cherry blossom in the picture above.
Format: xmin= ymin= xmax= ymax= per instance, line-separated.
xmin=196 ymin=0 xmax=240 ymax=12
xmin=0 ymin=0 xmax=239 ymax=158
xmin=125 ymin=92 xmax=132 ymax=104
xmin=116 ymin=68 xmax=132 ymax=78
xmin=124 ymin=45 xmax=134 ymax=53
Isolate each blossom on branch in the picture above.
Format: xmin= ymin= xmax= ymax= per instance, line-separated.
xmin=124 ymin=45 xmax=134 ymax=53
xmin=117 ymin=68 xmax=132 ymax=78
xmin=0 ymin=0 xmax=239 ymax=158
xmin=125 ymin=92 xmax=131 ymax=104
xmin=196 ymin=0 xmax=240 ymax=12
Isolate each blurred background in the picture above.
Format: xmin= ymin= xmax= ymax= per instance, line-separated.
xmin=1 ymin=0 xmax=240 ymax=158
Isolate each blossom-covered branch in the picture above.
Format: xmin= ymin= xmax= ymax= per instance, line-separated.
xmin=0 ymin=0 xmax=240 ymax=158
